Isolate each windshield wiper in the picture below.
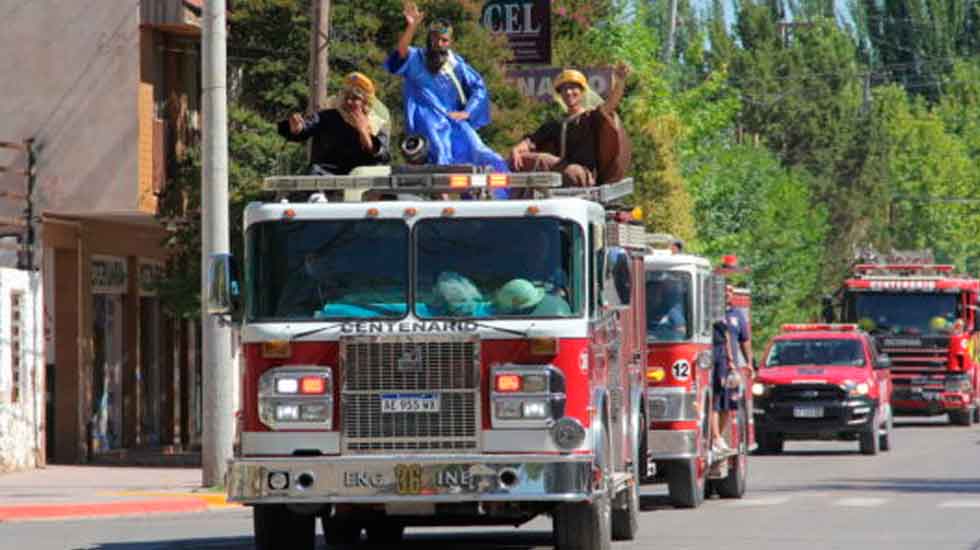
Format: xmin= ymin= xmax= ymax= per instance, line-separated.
xmin=291 ymin=321 xmax=346 ymax=342
xmin=468 ymin=320 xmax=530 ymax=338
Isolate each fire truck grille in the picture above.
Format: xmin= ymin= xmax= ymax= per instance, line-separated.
xmin=770 ymin=384 xmax=845 ymax=402
xmin=881 ymin=346 xmax=948 ymax=373
xmin=340 ymin=336 xmax=480 ymax=454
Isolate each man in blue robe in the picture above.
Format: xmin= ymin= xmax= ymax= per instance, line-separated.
xmin=385 ymin=1 xmax=507 ymax=171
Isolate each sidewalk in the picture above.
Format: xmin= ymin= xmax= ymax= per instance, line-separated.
xmin=0 ymin=465 xmax=240 ymax=522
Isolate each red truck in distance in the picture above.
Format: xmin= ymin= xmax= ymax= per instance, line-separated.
xmin=753 ymin=324 xmax=893 ymax=454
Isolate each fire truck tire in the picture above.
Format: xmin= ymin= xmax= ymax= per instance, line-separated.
xmin=755 ymin=432 xmax=783 ymax=454
xmin=879 ymin=406 xmax=893 ymax=451
xmin=611 ymin=431 xmax=641 ymax=540
xmin=950 ymin=408 xmax=974 ymax=426
xmin=553 ymin=495 xmax=613 ymax=550
xmin=859 ymin=412 xmax=880 ymax=455
xmin=365 ymin=521 xmax=405 ymax=544
xmin=253 ymin=505 xmax=315 ymax=550
xmin=321 ymin=516 xmax=363 ymax=546
xmin=666 ymin=459 xmax=704 ymax=508
xmin=713 ymin=409 xmax=748 ymax=499
xmin=973 ymin=405 xmax=980 ymax=424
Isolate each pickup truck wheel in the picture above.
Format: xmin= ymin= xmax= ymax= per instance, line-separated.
xmin=859 ymin=412 xmax=880 ymax=455
xmin=666 ymin=459 xmax=704 ymax=508
xmin=365 ymin=521 xmax=404 ymax=544
xmin=879 ymin=406 xmax=893 ymax=451
xmin=321 ymin=516 xmax=362 ymax=546
xmin=756 ymin=431 xmax=783 ymax=454
xmin=254 ymin=505 xmax=315 ymax=550
xmin=950 ymin=408 xmax=974 ymax=426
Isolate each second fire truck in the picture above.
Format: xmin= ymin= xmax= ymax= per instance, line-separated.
xmin=641 ymin=248 xmax=752 ymax=508
xmin=207 ymin=171 xmax=650 ymax=550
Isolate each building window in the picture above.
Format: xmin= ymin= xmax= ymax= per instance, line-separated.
xmin=10 ymin=290 xmax=23 ymax=403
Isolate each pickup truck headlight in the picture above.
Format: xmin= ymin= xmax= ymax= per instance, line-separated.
xmin=751 ymin=382 xmax=770 ymax=397
xmin=840 ymin=380 xmax=870 ymax=397
xmin=491 ymin=364 xmax=565 ymax=428
xmin=259 ymin=366 xmax=334 ymax=430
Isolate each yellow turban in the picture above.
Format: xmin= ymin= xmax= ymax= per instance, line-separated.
xmin=343 ymin=72 xmax=375 ymax=100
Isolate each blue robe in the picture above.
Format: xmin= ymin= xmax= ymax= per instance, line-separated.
xmin=385 ymin=48 xmax=508 ymax=171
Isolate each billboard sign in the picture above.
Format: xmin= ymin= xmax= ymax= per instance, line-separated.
xmin=481 ymin=0 xmax=551 ymax=65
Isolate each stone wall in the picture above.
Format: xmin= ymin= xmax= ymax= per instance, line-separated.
xmin=0 ymin=269 xmax=44 ymax=472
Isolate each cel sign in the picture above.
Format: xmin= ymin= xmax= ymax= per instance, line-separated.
xmin=481 ymin=0 xmax=551 ymax=65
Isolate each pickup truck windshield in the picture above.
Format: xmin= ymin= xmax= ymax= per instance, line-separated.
xmin=246 ymin=219 xmax=409 ymax=321
xmin=845 ymin=292 xmax=959 ymax=335
xmin=646 ymin=271 xmax=692 ymax=341
xmin=414 ymin=217 xmax=584 ymax=318
xmin=766 ymin=339 xmax=865 ymax=367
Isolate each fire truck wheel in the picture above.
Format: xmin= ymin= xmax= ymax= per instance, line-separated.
xmin=611 ymin=437 xmax=640 ymax=540
xmin=553 ymin=494 xmax=613 ymax=550
xmin=950 ymin=408 xmax=974 ymax=426
xmin=365 ymin=521 xmax=405 ymax=544
xmin=859 ymin=412 xmax=880 ymax=455
xmin=973 ymin=405 xmax=980 ymax=424
xmin=253 ymin=505 xmax=315 ymax=550
xmin=713 ymin=408 xmax=748 ymax=499
xmin=321 ymin=516 xmax=363 ymax=546
xmin=666 ymin=459 xmax=704 ymax=508
xmin=879 ymin=405 xmax=893 ymax=451
xmin=755 ymin=432 xmax=783 ymax=455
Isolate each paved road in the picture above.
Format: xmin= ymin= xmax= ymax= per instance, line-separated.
xmin=4 ymin=417 xmax=980 ymax=550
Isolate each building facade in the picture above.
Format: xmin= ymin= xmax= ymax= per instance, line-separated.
xmin=0 ymin=0 xmax=206 ymax=467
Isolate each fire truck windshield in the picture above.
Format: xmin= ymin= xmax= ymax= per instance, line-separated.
xmin=414 ymin=217 xmax=583 ymax=318
xmin=846 ymin=292 xmax=959 ymax=335
xmin=766 ymin=339 xmax=865 ymax=367
xmin=246 ymin=219 xmax=409 ymax=321
xmin=646 ymin=271 xmax=691 ymax=341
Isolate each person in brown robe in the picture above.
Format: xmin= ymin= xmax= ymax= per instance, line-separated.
xmin=509 ymin=62 xmax=631 ymax=187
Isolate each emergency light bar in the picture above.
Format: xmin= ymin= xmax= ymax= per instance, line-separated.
xmin=854 ymin=264 xmax=955 ymax=274
xmin=781 ymin=324 xmax=858 ymax=332
xmin=263 ymin=172 xmax=561 ymax=194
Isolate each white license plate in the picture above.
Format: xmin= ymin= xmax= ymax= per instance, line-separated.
xmin=381 ymin=393 xmax=441 ymax=413
xmin=793 ymin=406 xmax=824 ymax=418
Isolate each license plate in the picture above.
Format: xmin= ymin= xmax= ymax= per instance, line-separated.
xmin=793 ymin=406 xmax=824 ymax=418
xmin=381 ymin=393 xmax=440 ymax=413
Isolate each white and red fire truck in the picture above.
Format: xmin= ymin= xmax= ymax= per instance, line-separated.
xmin=207 ymin=170 xmax=650 ymax=550
xmin=834 ymin=255 xmax=980 ymax=426
xmin=640 ymin=249 xmax=752 ymax=508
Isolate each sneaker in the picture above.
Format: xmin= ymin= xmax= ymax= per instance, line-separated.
xmin=712 ymin=439 xmax=735 ymax=457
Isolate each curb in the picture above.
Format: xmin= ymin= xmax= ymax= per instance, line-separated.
xmin=0 ymin=493 xmax=241 ymax=523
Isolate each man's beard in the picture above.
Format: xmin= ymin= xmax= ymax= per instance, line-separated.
xmin=425 ymin=47 xmax=449 ymax=73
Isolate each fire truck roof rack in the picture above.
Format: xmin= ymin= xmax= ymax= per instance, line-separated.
xmin=262 ymin=169 xmax=633 ymax=205
xmin=853 ymin=264 xmax=956 ymax=277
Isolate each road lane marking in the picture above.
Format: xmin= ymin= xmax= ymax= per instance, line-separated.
xmin=728 ymin=496 xmax=791 ymax=506
xmin=833 ymin=497 xmax=888 ymax=507
xmin=938 ymin=500 xmax=980 ymax=508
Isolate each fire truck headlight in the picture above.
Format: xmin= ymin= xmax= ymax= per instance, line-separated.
xmin=276 ymin=404 xmax=300 ymax=421
xmin=495 ymin=399 xmax=523 ymax=419
xmin=551 ymin=417 xmax=587 ymax=450
xmin=259 ymin=366 xmax=334 ymax=430
xmin=522 ymin=374 xmax=548 ymax=393
xmin=268 ymin=471 xmax=290 ymax=491
xmin=522 ymin=400 xmax=550 ymax=419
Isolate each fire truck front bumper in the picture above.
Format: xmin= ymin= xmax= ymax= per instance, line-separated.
xmin=646 ymin=430 xmax=698 ymax=460
xmin=226 ymin=455 xmax=594 ymax=505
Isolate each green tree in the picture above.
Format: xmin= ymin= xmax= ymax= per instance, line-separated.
xmin=689 ymin=143 xmax=829 ymax=350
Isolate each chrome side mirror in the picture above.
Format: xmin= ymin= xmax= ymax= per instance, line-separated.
xmin=206 ymin=253 xmax=240 ymax=315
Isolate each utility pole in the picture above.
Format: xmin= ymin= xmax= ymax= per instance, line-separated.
xmin=662 ymin=0 xmax=678 ymax=63
xmin=309 ymin=0 xmax=331 ymax=113
xmin=201 ymin=0 xmax=235 ymax=487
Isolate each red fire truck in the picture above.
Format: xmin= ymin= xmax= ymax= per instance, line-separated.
xmin=641 ymin=249 xmax=752 ymax=508
xmin=834 ymin=256 xmax=980 ymax=426
xmin=207 ymin=171 xmax=649 ymax=550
